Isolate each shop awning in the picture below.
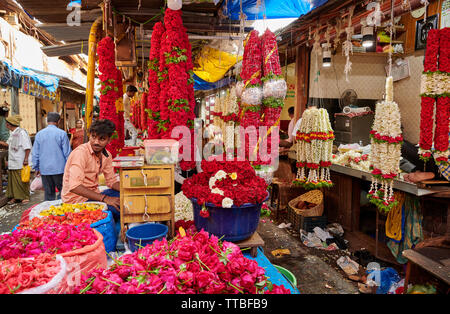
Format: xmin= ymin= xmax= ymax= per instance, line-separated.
xmin=223 ymin=0 xmax=329 ymax=21
xmin=0 ymin=59 xmax=59 ymax=92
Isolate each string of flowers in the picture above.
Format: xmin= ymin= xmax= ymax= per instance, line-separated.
xmin=97 ymin=36 xmax=124 ymax=157
xmin=146 ymin=21 xmax=165 ymax=139
xmin=342 ymin=5 xmax=355 ymax=82
xmin=258 ymin=29 xmax=287 ymax=166
xmin=418 ymin=28 xmax=450 ymax=165
xmin=294 ymin=107 xmax=334 ymax=189
xmin=368 ymin=76 xmax=403 ymax=214
xmin=239 ymin=30 xmax=263 ymax=164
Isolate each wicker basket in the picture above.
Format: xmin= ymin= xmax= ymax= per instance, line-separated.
xmin=287 ymin=190 xmax=324 ymax=217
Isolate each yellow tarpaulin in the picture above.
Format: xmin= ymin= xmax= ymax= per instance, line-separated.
xmin=194 ymin=46 xmax=241 ymax=83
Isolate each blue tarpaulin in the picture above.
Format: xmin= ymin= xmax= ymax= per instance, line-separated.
xmin=193 ymin=73 xmax=235 ymax=91
xmin=223 ymin=0 xmax=329 ymax=21
xmin=0 ymin=59 xmax=59 ymax=92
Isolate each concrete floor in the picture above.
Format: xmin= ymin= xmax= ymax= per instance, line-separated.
xmin=0 ymin=190 xmax=361 ymax=294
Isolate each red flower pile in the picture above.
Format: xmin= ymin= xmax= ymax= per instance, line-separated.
xmin=182 ymin=159 xmax=268 ymax=208
xmin=73 ymin=228 xmax=290 ymax=294
xmin=0 ymin=253 xmax=62 ymax=294
xmin=97 ymin=36 xmax=124 ymax=157
xmin=419 ymin=28 xmax=450 ymax=164
xmin=146 ymin=21 xmax=165 ymax=139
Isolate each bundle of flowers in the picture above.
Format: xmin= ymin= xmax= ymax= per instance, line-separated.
xmin=181 ymin=159 xmax=268 ymax=215
xmin=239 ymin=31 xmax=263 ymax=163
xmin=419 ymin=28 xmax=450 ymax=164
xmin=175 ymin=191 xmax=194 ymax=222
xmin=222 ymin=86 xmax=240 ymax=155
xmin=331 ymin=151 xmax=371 ymax=172
xmin=294 ymin=108 xmax=334 ymax=189
xmin=39 ymin=202 xmax=104 ymax=216
xmin=73 ymin=229 xmax=290 ymax=294
xmin=18 ymin=210 xmax=107 ymax=230
xmin=0 ymin=253 xmax=62 ymax=294
xmin=146 ymin=21 xmax=165 ymax=139
xmin=163 ymin=8 xmax=196 ymax=171
xmin=158 ymin=24 xmax=171 ymax=139
xmin=97 ymin=36 xmax=124 ymax=157
xmin=0 ymin=224 xmax=97 ymax=260
xmin=368 ymin=77 xmax=402 ymax=213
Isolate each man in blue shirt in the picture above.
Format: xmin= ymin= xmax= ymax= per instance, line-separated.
xmin=32 ymin=112 xmax=71 ymax=201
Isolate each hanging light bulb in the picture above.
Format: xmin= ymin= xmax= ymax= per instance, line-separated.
xmin=322 ymin=43 xmax=332 ymax=68
xmin=362 ymin=25 xmax=375 ymax=48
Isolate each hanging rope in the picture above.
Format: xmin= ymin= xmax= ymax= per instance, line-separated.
xmin=388 ymin=0 xmax=395 ymax=77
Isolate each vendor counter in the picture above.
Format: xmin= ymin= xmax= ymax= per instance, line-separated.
xmin=324 ymin=163 xmax=450 ymax=264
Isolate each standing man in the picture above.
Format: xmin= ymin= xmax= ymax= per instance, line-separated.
xmin=0 ymin=104 xmax=10 ymax=142
xmin=0 ymin=115 xmax=32 ymax=204
xmin=280 ymin=106 xmax=296 ymax=148
xmin=61 ymin=119 xmax=121 ymax=220
xmin=123 ymin=85 xmax=138 ymax=146
xmin=32 ymin=112 xmax=71 ymax=201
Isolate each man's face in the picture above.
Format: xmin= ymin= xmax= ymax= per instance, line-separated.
xmin=89 ymin=132 xmax=111 ymax=153
xmin=127 ymin=91 xmax=136 ymax=97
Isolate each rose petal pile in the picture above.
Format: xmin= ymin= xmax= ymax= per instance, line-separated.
xmin=182 ymin=159 xmax=268 ymax=207
xmin=0 ymin=253 xmax=62 ymax=294
xmin=73 ymin=229 xmax=290 ymax=294
xmin=0 ymin=223 xmax=97 ymax=260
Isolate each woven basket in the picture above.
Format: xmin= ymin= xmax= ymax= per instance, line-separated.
xmin=288 ymin=190 xmax=324 ymax=217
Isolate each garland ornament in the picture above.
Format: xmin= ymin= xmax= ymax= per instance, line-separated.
xmin=294 ymin=107 xmax=334 ymax=189
xmin=368 ymin=76 xmax=403 ymax=214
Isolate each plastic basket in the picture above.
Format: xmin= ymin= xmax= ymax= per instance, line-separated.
xmin=126 ymin=223 xmax=169 ymax=252
xmin=288 ymin=190 xmax=324 ymax=217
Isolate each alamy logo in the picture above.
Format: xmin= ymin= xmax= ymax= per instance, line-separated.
xmin=67 ymin=1 xmax=81 ymax=27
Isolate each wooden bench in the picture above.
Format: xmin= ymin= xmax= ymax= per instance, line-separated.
xmin=402 ymin=247 xmax=450 ymax=294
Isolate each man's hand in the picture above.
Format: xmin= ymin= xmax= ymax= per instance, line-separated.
xmin=35 ymin=170 xmax=40 ymax=176
xmin=23 ymin=159 xmax=29 ymax=166
xmin=104 ymin=195 xmax=121 ymax=211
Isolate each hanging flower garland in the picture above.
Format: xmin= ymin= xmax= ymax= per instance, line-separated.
xmin=368 ymin=76 xmax=403 ymax=214
xmin=163 ymin=8 xmax=196 ymax=171
xmin=258 ymin=29 xmax=287 ymax=166
xmin=419 ymin=28 xmax=450 ymax=165
xmin=294 ymin=108 xmax=334 ymax=189
xmin=146 ymin=21 xmax=165 ymax=139
xmin=97 ymin=36 xmax=124 ymax=157
xmin=239 ymin=30 xmax=263 ymax=163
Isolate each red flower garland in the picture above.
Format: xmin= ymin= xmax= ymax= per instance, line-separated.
xmin=419 ymin=28 xmax=450 ymax=164
xmin=97 ymin=36 xmax=124 ymax=157
xmin=147 ymin=21 xmax=165 ymax=139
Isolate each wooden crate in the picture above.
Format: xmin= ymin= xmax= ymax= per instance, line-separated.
xmin=120 ymin=164 xmax=175 ymax=242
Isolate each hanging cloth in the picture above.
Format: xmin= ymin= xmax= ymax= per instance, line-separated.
xmin=387 ymin=194 xmax=424 ymax=264
xmin=385 ymin=191 xmax=406 ymax=242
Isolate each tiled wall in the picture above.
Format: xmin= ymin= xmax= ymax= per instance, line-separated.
xmin=309 ymin=52 xmax=424 ymax=144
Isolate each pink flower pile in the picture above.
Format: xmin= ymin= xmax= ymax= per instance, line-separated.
xmin=0 ymin=223 xmax=97 ymax=260
xmin=73 ymin=229 xmax=290 ymax=294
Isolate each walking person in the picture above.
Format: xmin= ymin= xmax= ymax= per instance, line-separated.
xmin=0 ymin=115 xmax=32 ymax=204
xmin=123 ymin=85 xmax=138 ymax=146
xmin=32 ymin=112 xmax=71 ymax=201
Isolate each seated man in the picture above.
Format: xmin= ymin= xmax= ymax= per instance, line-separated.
xmin=61 ymin=119 xmax=121 ymax=220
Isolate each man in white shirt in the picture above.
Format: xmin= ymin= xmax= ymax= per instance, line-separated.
xmin=280 ymin=107 xmax=296 ymax=148
xmin=0 ymin=115 xmax=32 ymax=204
xmin=123 ymin=85 xmax=138 ymax=146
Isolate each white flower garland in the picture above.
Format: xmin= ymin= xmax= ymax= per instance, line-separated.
xmin=368 ymin=76 xmax=403 ymax=212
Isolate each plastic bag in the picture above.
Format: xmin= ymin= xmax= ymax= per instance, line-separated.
xmin=90 ymin=210 xmax=117 ymax=253
xmin=57 ymin=229 xmax=108 ymax=294
xmin=21 ymin=165 xmax=31 ymax=183
xmin=30 ymin=175 xmax=44 ymax=191
xmin=18 ymin=255 xmax=67 ymax=294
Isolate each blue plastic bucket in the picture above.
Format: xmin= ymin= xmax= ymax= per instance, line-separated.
xmin=191 ymin=193 xmax=268 ymax=242
xmin=126 ymin=223 xmax=168 ymax=252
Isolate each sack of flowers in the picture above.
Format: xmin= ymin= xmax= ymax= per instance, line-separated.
xmin=182 ymin=159 xmax=269 ymax=242
xmin=72 ymin=228 xmax=291 ymax=294
xmin=1 ymin=254 xmax=67 ymax=294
